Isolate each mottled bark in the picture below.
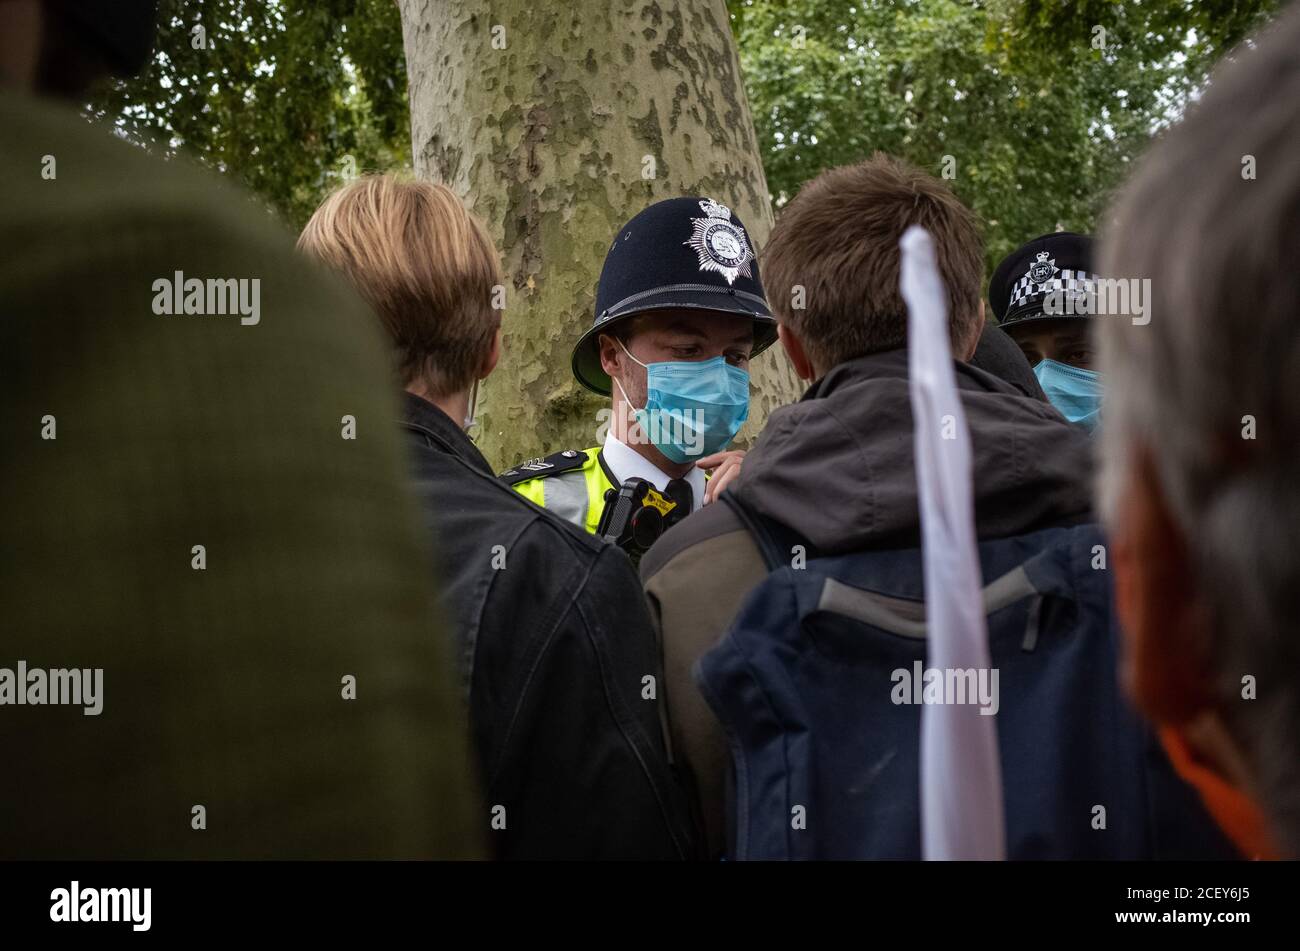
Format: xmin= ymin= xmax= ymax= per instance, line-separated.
xmin=399 ymin=0 xmax=801 ymax=470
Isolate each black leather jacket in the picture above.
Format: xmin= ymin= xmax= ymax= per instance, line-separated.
xmin=399 ymin=393 xmax=695 ymax=859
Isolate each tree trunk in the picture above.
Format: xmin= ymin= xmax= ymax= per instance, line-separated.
xmin=398 ymin=0 xmax=802 ymax=471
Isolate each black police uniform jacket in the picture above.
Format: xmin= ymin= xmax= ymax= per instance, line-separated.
xmin=398 ymin=393 xmax=696 ymax=859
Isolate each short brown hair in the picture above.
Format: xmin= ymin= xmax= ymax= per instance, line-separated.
xmin=297 ymin=174 xmax=502 ymax=397
xmin=762 ymin=153 xmax=984 ymax=373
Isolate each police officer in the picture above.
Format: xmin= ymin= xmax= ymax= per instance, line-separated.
xmin=989 ymin=232 xmax=1102 ymax=430
xmin=500 ymin=196 xmax=779 ymax=537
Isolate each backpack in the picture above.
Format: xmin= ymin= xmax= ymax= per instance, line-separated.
xmin=695 ymin=493 xmax=1238 ymax=861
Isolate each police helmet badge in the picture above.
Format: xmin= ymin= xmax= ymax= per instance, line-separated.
xmin=1026 ymin=250 xmax=1058 ymax=287
xmin=684 ymin=198 xmax=753 ymax=285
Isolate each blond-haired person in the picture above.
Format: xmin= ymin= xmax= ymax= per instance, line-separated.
xmin=299 ymin=176 xmax=696 ymax=860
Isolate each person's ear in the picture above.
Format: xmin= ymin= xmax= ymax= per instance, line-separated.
xmin=1111 ymin=444 xmax=1217 ymax=724
xmin=480 ymin=327 xmax=502 ymax=379
xmin=778 ymin=324 xmax=816 ymax=381
xmin=598 ymin=332 xmax=624 ymax=380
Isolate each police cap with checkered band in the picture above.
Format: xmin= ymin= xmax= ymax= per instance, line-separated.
xmin=571 ymin=196 xmax=779 ymax=395
xmin=989 ymin=232 xmax=1097 ymax=330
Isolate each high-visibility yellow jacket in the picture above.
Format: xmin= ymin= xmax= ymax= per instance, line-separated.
xmin=499 ymin=447 xmax=616 ymax=536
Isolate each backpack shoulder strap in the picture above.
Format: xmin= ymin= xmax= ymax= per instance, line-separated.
xmin=719 ymin=491 xmax=816 ymax=571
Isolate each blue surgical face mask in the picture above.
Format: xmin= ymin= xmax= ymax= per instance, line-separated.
xmin=1034 ymin=358 xmax=1102 ymax=432
xmin=614 ymin=339 xmax=750 ymax=463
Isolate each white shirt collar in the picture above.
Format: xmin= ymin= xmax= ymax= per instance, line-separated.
xmin=601 ymin=432 xmax=708 ymax=508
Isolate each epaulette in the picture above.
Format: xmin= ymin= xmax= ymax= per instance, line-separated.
xmin=499 ymin=448 xmax=591 ymax=485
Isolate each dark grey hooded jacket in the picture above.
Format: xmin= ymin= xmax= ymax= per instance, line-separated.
xmin=639 ymin=347 xmax=1094 ymax=856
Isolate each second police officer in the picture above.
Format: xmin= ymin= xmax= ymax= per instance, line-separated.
xmin=989 ymin=231 xmax=1104 ymax=431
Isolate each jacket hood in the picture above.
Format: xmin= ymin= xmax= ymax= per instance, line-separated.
xmin=732 ymin=347 xmax=1094 ymax=555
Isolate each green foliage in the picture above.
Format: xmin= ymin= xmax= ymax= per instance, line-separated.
xmin=728 ymin=0 xmax=1280 ymax=272
xmin=88 ymin=0 xmax=1280 ymax=263
xmin=87 ymin=0 xmax=410 ymax=230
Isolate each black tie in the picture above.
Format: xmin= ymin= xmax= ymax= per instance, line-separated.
xmin=664 ymin=478 xmax=693 ymax=527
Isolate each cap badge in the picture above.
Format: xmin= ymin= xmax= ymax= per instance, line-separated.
xmin=1027 ymin=251 xmax=1058 ymax=287
xmin=685 ymin=198 xmax=753 ymax=286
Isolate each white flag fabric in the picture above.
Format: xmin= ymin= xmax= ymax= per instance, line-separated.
xmin=900 ymin=225 xmax=1006 ymax=861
